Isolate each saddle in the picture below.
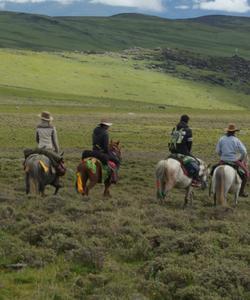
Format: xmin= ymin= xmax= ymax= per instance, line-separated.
xmin=211 ymin=161 xmax=246 ymax=179
xmin=168 ymin=153 xmax=200 ymax=179
xmin=23 ymin=148 xmax=66 ymax=176
xmin=82 ymin=150 xmax=108 ymax=165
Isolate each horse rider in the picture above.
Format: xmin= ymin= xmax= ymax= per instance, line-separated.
xmin=91 ymin=119 xmax=121 ymax=184
xmin=36 ymin=111 xmax=59 ymax=154
xmin=216 ymin=123 xmax=249 ymax=197
xmin=35 ymin=111 xmax=65 ymax=182
xmin=169 ymin=114 xmax=200 ymax=186
xmin=92 ymin=119 xmax=120 ymax=167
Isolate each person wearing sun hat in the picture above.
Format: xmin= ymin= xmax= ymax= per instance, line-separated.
xmin=92 ymin=118 xmax=113 ymax=154
xmin=216 ymin=123 xmax=249 ymax=197
xmin=36 ymin=111 xmax=59 ymax=153
xmin=92 ymin=118 xmax=120 ymax=166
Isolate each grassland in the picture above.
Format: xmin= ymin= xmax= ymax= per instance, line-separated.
xmin=0 ymin=49 xmax=250 ymax=299
xmin=1 ymin=12 xmax=250 ymax=58
xmin=0 ymin=49 xmax=250 ymax=111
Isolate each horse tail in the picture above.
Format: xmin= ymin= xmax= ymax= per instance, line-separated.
xmin=76 ymin=162 xmax=86 ymax=194
xmin=156 ymin=160 xmax=169 ymax=199
xmin=26 ymin=159 xmax=41 ymax=194
xmin=215 ymin=166 xmax=225 ymax=206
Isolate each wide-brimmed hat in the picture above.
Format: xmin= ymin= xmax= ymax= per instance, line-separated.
xmin=100 ymin=119 xmax=112 ymax=127
xmin=38 ymin=111 xmax=53 ymax=122
xmin=225 ymin=123 xmax=239 ymax=132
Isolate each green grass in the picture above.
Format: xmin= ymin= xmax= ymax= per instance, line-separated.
xmin=0 ymin=12 xmax=250 ymax=58
xmin=0 ymin=49 xmax=250 ymax=111
xmin=0 ymin=104 xmax=250 ymax=299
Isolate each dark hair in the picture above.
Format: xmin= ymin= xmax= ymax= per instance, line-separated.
xmin=180 ymin=114 xmax=190 ymax=123
xmin=227 ymin=131 xmax=235 ymax=136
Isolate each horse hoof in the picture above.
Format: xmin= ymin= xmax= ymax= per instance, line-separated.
xmin=103 ymin=194 xmax=112 ymax=198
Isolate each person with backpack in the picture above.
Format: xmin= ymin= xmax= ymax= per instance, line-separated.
xmin=168 ymin=114 xmax=200 ymax=186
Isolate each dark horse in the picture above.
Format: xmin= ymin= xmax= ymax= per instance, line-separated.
xmin=76 ymin=140 xmax=121 ymax=197
xmin=24 ymin=154 xmax=62 ymax=196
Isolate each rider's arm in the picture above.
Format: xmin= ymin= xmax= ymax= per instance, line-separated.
xmin=237 ymin=139 xmax=247 ymax=160
xmin=52 ymin=127 xmax=60 ymax=153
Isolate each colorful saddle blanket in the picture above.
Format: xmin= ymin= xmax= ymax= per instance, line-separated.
xmin=168 ymin=153 xmax=200 ymax=179
xmin=82 ymin=157 xmax=118 ymax=184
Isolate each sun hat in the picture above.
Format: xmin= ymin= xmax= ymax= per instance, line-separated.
xmin=100 ymin=119 xmax=112 ymax=127
xmin=38 ymin=111 xmax=53 ymax=122
xmin=225 ymin=123 xmax=239 ymax=132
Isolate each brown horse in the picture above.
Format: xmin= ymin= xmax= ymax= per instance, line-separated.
xmin=76 ymin=140 xmax=121 ymax=197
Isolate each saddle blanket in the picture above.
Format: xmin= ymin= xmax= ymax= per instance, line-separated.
xmin=168 ymin=153 xmax=200 ymax=179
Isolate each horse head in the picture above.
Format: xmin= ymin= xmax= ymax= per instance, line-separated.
xmin=109 ymin=140 xmax=122 ymax=161
xmin=198 ymin=159 xmax=211 ymax=190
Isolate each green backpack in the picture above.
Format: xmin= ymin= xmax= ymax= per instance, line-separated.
xmin=168 ymin=127 xmax=184 ymax=152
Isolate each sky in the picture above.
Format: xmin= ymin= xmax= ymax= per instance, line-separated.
xmin=0 ymin=0 xmax=250 ymax=18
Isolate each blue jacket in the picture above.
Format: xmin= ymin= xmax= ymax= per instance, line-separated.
xmin=216 ymin=135 xmax=247 ymax=162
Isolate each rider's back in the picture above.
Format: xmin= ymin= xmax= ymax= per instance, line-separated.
xmin=216 ymin=135 xmax=246 ymax=162
xmin=92 ymin=126 xmax=109 ymax=153
xmin=169 ymin=121 xmax=192 ymax=155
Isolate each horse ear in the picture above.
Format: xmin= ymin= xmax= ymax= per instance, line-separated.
xmin=117 ymin=140 xmax=120 ymax=145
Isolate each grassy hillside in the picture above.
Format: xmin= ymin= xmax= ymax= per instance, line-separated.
xmin=0 ymin=49 xmax=250 ymax=111
xmin=0 ymin=12 xmax=250 ymax=58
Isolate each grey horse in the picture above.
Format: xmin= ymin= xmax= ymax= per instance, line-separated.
xmin=24 ymin=154 xmax=61 ymax=196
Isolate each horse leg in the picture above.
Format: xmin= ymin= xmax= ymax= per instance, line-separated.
xmin=86 ymin=172 xmax=98 ymax=196
xmin=52 ymin=176 xmax=62 ymax=195
xmin=30 ymin=176 xmax=39 ymax=194
xmin=25 ymin=172 xmax=30 ymax=194
xmin=213 ymin=193 xmax=217 ymax=206
xmin=234 ymin=184 xmax=241 ymax=206
xmin=103 ymin=181 xmax=112 ymax=198
xmin=184 ymin=186 xmax=193 ymax=208
xmin=39 ymin=181 xmax=47 ymax=197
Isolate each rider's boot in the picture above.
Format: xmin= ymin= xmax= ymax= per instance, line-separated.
xmin=239 ymin=176 xmax=248 ymax=197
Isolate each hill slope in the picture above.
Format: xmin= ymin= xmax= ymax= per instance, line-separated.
xmin=0 ymin=12 xmax=250 ymax=58
xmin=0 ymin=49 xmax=249 ymax=111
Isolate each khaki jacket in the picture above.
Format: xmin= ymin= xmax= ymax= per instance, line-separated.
xmin=36 ymin=120 xmax=59 ymax=153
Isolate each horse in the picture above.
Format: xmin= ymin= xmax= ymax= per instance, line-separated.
xmin=210 ymin=165 xmax=242 ymax=206
xmin=155 ymin=157 xmax=210 ymax=207
xmin=24 ymin=154 xmax=62 ymax=196
xmin=76 ymin=140 xmax=121 ymax=198
xmin=210 ymin=155 xmax=249 ymax=206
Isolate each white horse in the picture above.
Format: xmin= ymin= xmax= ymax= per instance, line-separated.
xmin=155 ymin=158 xmax=210 ymax=207
xmin=210 ymin=165 xmax=242 ymax=206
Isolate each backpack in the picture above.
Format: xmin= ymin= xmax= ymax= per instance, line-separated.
xmin=168 ymin=127 xmax=185 ymax=152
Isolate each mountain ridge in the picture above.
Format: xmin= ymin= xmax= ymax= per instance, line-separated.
xmin=0 ymin=11 xmax=250 ymax=57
